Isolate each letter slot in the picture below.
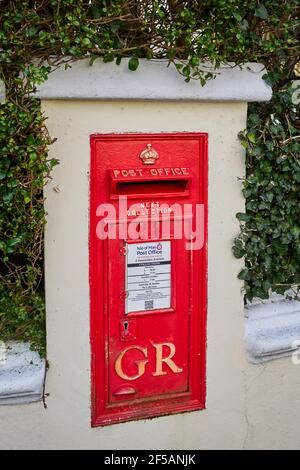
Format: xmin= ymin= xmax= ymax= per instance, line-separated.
xmin=110 ymin=173 xmax=191 ymax=199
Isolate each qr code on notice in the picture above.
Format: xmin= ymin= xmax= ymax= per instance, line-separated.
xmin=145 ymin=300 xmax=154 ymax=310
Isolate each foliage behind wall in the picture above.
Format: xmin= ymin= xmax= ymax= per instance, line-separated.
xmin=0 ymin=1 xmax=299 ymax=353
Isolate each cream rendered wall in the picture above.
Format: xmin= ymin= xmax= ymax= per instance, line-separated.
xmin=0 ymin=99 xmax=299 ymax=449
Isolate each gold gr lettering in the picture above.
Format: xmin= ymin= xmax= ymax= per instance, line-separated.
xmin=114 ymin=342 xmax=182 ymax=380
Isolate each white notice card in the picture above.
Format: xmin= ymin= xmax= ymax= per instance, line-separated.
xmin=125 ymin=241 xmax=171 ymax=313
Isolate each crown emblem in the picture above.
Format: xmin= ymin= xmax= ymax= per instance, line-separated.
xmin=139 ymin=144 xmax=159 ymax=165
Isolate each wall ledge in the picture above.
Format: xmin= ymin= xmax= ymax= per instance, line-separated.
xmin=37 ymin=59 xmax=272 ymax=102
xmin=245 ymin=297 xmax=300 ymax=364
xmin=0 ymin=342 xmax=45 ymax=405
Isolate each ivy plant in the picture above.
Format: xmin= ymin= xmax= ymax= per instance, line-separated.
xmin=234 ymin=74 xmax=300 ymax=301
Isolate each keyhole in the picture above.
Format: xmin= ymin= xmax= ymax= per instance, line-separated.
xmin=123 ymin=321 xmax=129 ymax=334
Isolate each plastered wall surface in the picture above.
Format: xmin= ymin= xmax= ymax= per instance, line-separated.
xmin=0 ymin=100 xmax=299 ymax=450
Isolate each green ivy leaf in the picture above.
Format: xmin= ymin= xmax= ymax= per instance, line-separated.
xmin=233 ymin=12 xmax=243 ymax=22
xmin=247 ymin=132 xmax=256 ymax=144
xmin=3 ymin=192 xmax=13 ymax=203
xmin=26 ymin=26 xmax=38 ymax=38
xmin=236 ymin=212 xmax=251 ymax=222
xmin=128 ymin=57 xmax=139 ymax=72
xmin=255 ymin=5 xmax=269 ymax=20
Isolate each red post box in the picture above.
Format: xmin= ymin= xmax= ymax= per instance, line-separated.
xmin=90 ymin=133 xmax=208 ymax=426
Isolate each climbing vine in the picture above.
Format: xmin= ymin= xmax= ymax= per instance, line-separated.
xmin=0 ymin=1 xmax=299 ymax=353
xmin=234 ymin=73 xmax=300 ymax=301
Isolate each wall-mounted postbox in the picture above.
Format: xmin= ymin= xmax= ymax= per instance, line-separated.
xmin=90 ymin=133 xmax=208 ymax=426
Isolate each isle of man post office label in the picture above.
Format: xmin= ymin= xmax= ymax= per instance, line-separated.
xmin=125 ymin=241 xmax=171 ymax=313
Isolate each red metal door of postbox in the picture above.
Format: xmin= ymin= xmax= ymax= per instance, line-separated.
xmin=90 ymin=133 xmax=207 ymax=426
